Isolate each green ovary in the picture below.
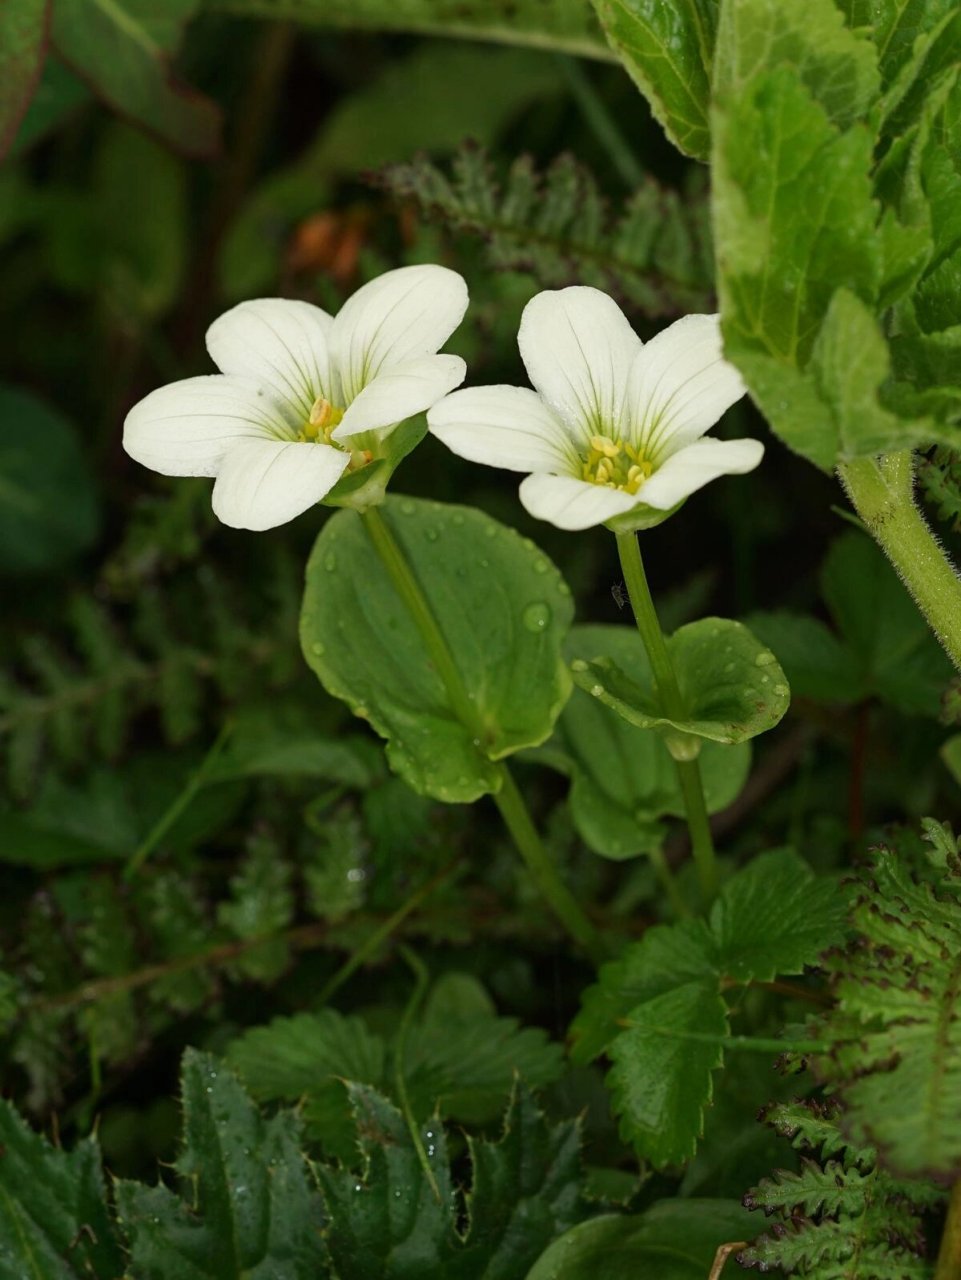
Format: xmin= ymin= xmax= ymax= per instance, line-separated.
xmin=581 ymin=434 xmax=652 ymax=494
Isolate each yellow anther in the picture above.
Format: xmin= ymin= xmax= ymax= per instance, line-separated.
xmin=581 ymin=434 xmax=653 ymax=496
xmin=589 ymin=434 xmax=622 ymax=458
xmin=309 ymin=396 xmax=335 ymax=428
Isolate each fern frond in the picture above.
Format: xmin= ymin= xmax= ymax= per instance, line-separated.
xmin=740 ymin=1098 xmax=941 ymax=1278
xmin=375 ymin=144 xmax=713 ymax=318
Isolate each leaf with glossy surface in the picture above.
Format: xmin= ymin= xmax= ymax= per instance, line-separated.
xmin=0 ymin=1097 xmax=122 ymax=1278
xmin=607 ymin=981 xmax=728 ymax=1166
xmin=546 ymin=626 xmax=749 ymax=859
xmin=571 ymin=617 xmax=788 ymax=747
xmin=589 ymin=0 xmax=717 ymax=159
xmin=114 ymin=1049 xmax=328 ymax=1278
xmin=52 ymin=0 xmax=220 ymax=157
xmin=0 ymin=386 xmax=100 ymax=576
xmin=301 ymin=497 xmax=573 ymax=803
xmin=527 ymin=1200 xmax=756 ymax=1279
xmin=0 ymin=0 xmax=48 ymax=159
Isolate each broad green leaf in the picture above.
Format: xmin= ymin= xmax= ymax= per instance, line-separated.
xmin=114 ymin=1049 xmax=328 ymax=1278
xmin=714 ymin=0 xmax=880 ymax=130
xmin=0 ymin=1096 xmax=122 ymax=1278
xmin=821 ymin=530 xmax=953 ymax=715
xmin=52 ymin=0 xmax=220 ymax=158
xmin=317 ymin=1083 xmax=585 ymax=1279
xmin=7 ymin=56 xmax=88 ymax=157
xmin=301 ymin=497 xmax=573 ymax=803
xmin=204 ymin=0 xmax=611 ymax=59
xmin=710 ymin=848 xmax=849 ymax=982
xmin=607 ymin=981 xmax=728 ymax=1166
xmin=207 ymin=708 xmax=376 ymax=787
xmin=526 ymin=1200 xmax=756 ymax=1279
xmin=588 ymin=0 xmax=717 ymax=159
xmin=570 ymin=917 xmax=717 ymax=1063
xmin=0 ymin=386 xmax=100 ymax=575
xmin=546 ymin=625 xmax=749 ymax=859
xmin=0 ymin=0 xmax=48 ymax=159
xmin=712 ymin=65 xmax=880 ymax=468
xmin=744 ymin=611 xmax=860 ymax=704
xmin=571 ymin=617 xmax=788 ymax=748
xmin=839 ymin=0 xmax=958 ymax=86
xmin=221 ymin=44 xmax=570 ymax=298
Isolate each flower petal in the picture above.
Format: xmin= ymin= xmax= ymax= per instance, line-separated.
xmin=638 ymin=437 xmax=764 ymax=510
xmin=625 ymin=314 xmax=747 ymax=459
xmin=427 ymin=385 xmax=575 ymax=474
xmin=206 ymin=298 xmax=334 ymax=419
xmin=334 ymin=355 xmax=466 ymax=439
xmin=123 ymin=375 xmax=282 ymax=478
xmin=517 ymin=287 xmax=642 ymax=442
xmin=519 ymin=473 xmax=641 ymax=531
xmin=331 ymin=265 xmax=469 ymax=404
xmin=211 ymin=439 xmax=348 ymax=531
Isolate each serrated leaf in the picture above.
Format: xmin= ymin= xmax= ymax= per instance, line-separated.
xmin=51 ymin=0 xmax=220 ymax=158
xmin=0 ymin=1097 xmax=122 ymax=1278
xmin=571 ymin=617 xmax=788 ymax=748
xmin=0 ymin=0 xmax=48 ymax=159
xmin=589 ymin=0 xmax=718 ymax=159
xmin=527 ymin=1199 xmax=756 ymax=1280
xmin=301 ymin=497 xmax=573 ymax=804
xmin=608 ymin=982 xmax=728 ymax=1166
xmin=114 ymin=1048 xmax=328 ymax=1278
xmin=710 ymin=848 xmax=849 ymax=983
xmin=543 ymin=625 xmax=749 ymax=860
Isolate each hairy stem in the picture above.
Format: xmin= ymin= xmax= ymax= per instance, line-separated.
xmin=839 ymin=452 xmax=961 ymax=673
xmin=615 ymin=530 xmax=719 ymax=903
xmin=361 ymin=505 xmax=605 ymax=962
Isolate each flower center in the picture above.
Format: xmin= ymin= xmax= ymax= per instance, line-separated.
xmin=299 ymin=396 xmax=372 ymax=470
xmin=581 ymin=434 xmax=652 ymax=495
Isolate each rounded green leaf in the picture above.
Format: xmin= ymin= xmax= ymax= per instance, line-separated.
xmin=571 ymin=617 xmax=789 ymax=746
xmin=544 ymin=625 xmax=750 ymax=859
xmin=301 ymin=496 xmax=573 ymax=802
xmin=526 ymin=1200 xmax=756 ymax=1279
xmin=0 ymin=385 xmax=100 ymax=575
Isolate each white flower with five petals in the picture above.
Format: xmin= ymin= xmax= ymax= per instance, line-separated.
xmin=123 ymin=265 xmax=468 ymax=530
xmin=427 ymin=286 xmax=762 ymax=532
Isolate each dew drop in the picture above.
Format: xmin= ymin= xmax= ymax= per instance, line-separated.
xmin=533 ymin=557 xmax=548 ymax=574
xmin=400 ymin=500 xmax=415 ymax=515
xmin=591 ymin=684 xmax=603 ymax=697
xmin=522 ymin=601 xmax=551 ymax=632
xmin=452 ymin=512 xmax=465 ymax=526
xmin=425 ymin=527 xmax=439 ymax=542
xmin=311 ymin=641 xmax=325 ymax=656
xmin=755 ymin=651 xmax=775 ymax=666
xmin=324 ymin=552 xmax=337 ymax=572
xmin=773 ymin=683 xmax=788 ymax=696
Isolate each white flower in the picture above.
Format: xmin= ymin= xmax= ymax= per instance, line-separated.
xmin=123 ymin=265 xmax=468 ymax=531
xmin=427 ymin=286 xmax=762 ymax=532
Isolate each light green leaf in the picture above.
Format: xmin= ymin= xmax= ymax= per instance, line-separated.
xmin=0 ymin=0 xmax=47 ymax=159
xmin=301 ymin=497 xmax=573 ymax=803
xmin=607 ymin=981 xmax=728 ymax=1166
xmin=546 ymin=625 xmax=749 ymax=859
xmin=571 ymin=617 xmax=789 ymax=748
xmin=0 ymin=1096 xmax=122 ymax=1278
xmin=588 ymin=0 xmax=717 ymax=159
xmin=0 ymin=386 xmax=100 ymax=575
xmin=204 ymin=0 xmax=610 ymax=59
xmin=714 ymin=0 xmax=880 ymax=129
xmin=710 ymin=848 xmax=849 ymax=983
xmin=114 ymin=1049 xmax=328 ymax=1278
xmin=52 ymin=0 xmax=220 ymax=157
xmin=526 ymin=1200 xmax=756 ymax=1280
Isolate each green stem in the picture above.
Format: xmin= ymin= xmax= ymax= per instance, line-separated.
xmin=839 ymin=452 xmax=961 ymax=673
xmin=615 ymin=530 xmax=719 ymax=903
xmin=554 ymin=55 xmax=644 ymax=190
xmin=361 ymin=506 xmax=605 ymax=962
xmin=936 ymin=1179 xmax=961 ymax=1280
xmin=395 ymin=947 xmax=442 ymax=1203
xmin=648 ymin=844 xmax=690 ymax=919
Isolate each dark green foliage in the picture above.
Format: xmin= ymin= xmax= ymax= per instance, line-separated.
xmin=919 ymin=446 xmax=961 ymax=532
xmin=739 ymin=1098 xmax=942 ymax=1277
xmin=809 ymin=824 xmax=961 ymax=1178
xmin=375 ymin=144 xmax=713 ymax=317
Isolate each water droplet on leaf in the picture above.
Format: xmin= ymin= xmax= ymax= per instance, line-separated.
xmin=522 ymin=601 xmax=551 ymax=632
